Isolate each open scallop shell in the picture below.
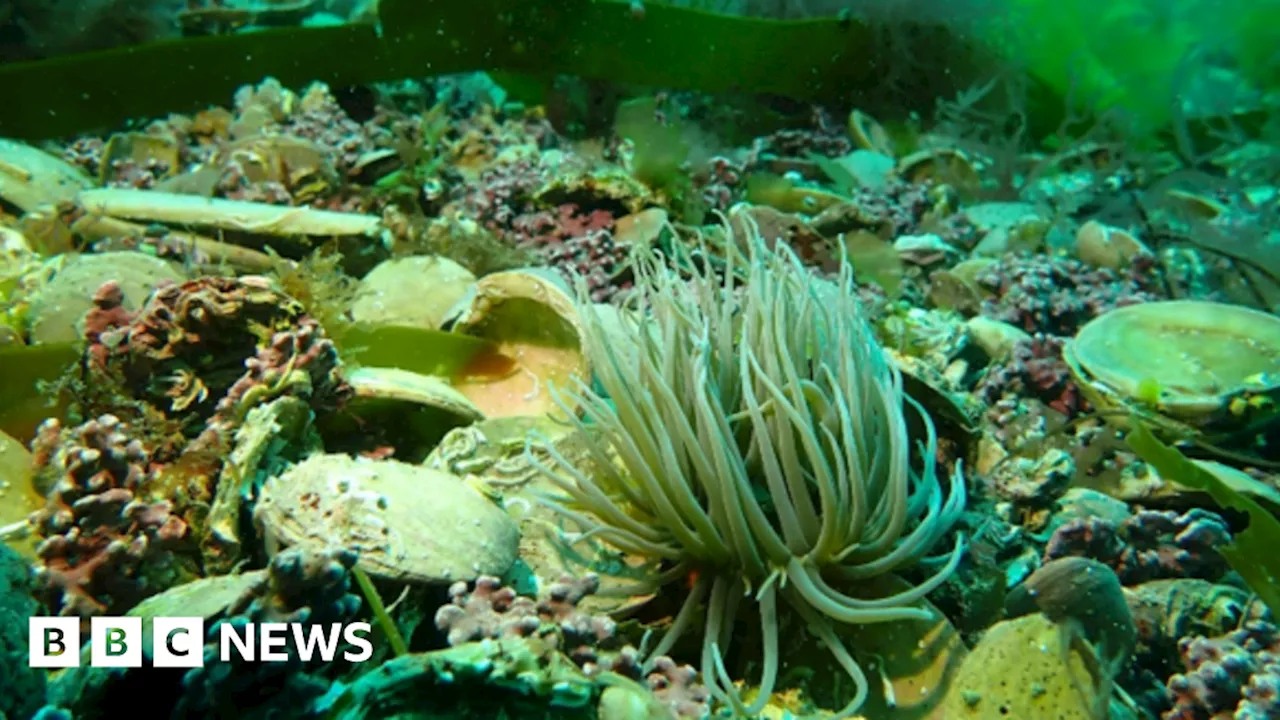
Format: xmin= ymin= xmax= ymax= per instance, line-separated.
xmin=1064 ymin=300 xmax=1280 ymax=440
xmin=450 ymin=268 xmax=590 ymax=419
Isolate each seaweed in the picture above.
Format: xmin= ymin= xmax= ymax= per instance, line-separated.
xmin=1126 ymin=421 xmax=1280 ymax=617
xmin=0 ymin=0 xmax=990 ymax=140
xmin=0 ymin=342 xmax=78 ymax=442
xmin=613 ymin=95 xmax=710 ymax=216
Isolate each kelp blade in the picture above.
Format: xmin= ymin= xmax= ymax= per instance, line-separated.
xmin=0 ymin=0 xmax=990 ymax=139
xmin=0 ymin=343 xmax=79 ymax=442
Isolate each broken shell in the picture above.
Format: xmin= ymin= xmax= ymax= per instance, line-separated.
xmin=928 ymin=269 xmax=984 ymax=315
xmin=28 ymin=251 xmax=187 ymax=344
xmin=1115 ymin=454 xmax=1280 ymax=508
xmin=178 ymin=0 xmax=317 ymax=34
xmin=845 ymin=230 xmax=904 ymax=294
xmin=338 ymin=367 xmax=484 ymax=463
xmin=255 ymin=453 xmax=520 ymax=584
xmin=895 ymin=148 xmax=980 ymax=197
xmin=100 ymin=132 xmax=182 ymax=185
xmin=730 ymin=204 xmax=836 ymax=270
xmin=949 ymin=257 xmax=999 ymax=287
xmin=349 ymin=367 xmax=482 ymax=417
xmin=1164 ymin=189 xmax=1228 ymax=220
xmin=848 ymin=109 xmax=894 ymax=156
xmin=965 ymin=202 xmax=1048 ymax=256
xmin=611 ymin=207 xmax=669 ymax=248
xmin=212 ymin=135 xmax=337 ymax=198
xmin=76 ymin=188 xmax=384 ymax=239
xmin=1075 ymin=220 xmax=1150 ymax=269
xmin=0 ymin=138 xmax=93 ymax=213
xmin=200 ymin=396 xmax=320 ymax=574
xmin=69 ymin=214 xmax=277 ymax=272
xmin=350 ymin=148 xmax=403 ymax=184
xmin=1064 ymin=300 xmax=1280 ymax=440
xmin=533 ymin=166 xmax=656 ymax=215
xmin=894 ymin=232 xmax=957 ymax=265
xmin=966 ymin=316 xmax=1031 ymax=361
xmin=424 ymin=415 xmax=654 ymax=615
xmin=0 ymin=429 xmax=40 ymax=559
xmin=0 ymin=226 xmax=29 ymax=254
xmin=745 ymin=173 xmax=846 ymax=215
xmin=451 ymin=268 xmax=590 ymax=419
xmin=349 ymin=256 xmax=477 ymax=331
xmin=942 ymin=613 xmax=1105 ymax=718
xmin=1052 ymin=141 xmax=1123 ymax=173
xmin=15 ymin=206 xmax=76 ymax=255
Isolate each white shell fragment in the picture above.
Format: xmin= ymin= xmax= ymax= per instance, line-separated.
xmin=254 ymin=453 xmax=520 ymax=583
xmin=77 ymin=188 xmax=383 ymax=238
xmin=0 ymin=138 xmax=93 ymax=212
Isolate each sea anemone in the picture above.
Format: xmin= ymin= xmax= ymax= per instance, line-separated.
xmin=527 ymin=208 xmax=966 ymax=716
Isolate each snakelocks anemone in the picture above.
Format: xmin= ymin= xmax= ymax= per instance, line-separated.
xmin=527 ymin=208 xmax=967 ymax=717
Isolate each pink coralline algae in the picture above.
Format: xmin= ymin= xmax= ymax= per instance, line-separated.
xmin=978 ymin=335 xmax=1085 ymax=417
xmin=844 ymin=179 xmax=973 ymax=243
xmin=745 ymin=121 xmax=853 ymax=162
xmin=436 ymin=574 xmax=710 ymax=719
xmin=232 ymin=80 xmax=393 ymax=178
xmin=1166 ymin=620 xmax=1280 ymax=720
xmin=434 ymin=574 xmax=616 ymax=654
xmin=29 ymin=415 xmax=190 ymax=617
xmin=454 ymin=157 xmax=555 ymax=232
xmin=85 ymin=276 xmax=349 ymax=440
xmin=976 ymin=253 xmax=1160 ymax=336
xmin=212 ymin=317 xmax=349 ymax=431
xmin=511 ymin=204 xmax=631 ymax=302
xmin=1043 ymin=508 xmax=1231 ymax=584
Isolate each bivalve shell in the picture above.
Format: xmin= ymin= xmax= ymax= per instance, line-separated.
xmin=1064 ymin=300 xmax=1280 ymax=439
xmin=451 ymin=268 xmax=590 ymax=419
xmin=254 ymin=453 xmax=520 ymax=583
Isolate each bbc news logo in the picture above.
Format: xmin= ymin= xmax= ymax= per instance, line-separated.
xmin=29 ymin=617 xmax=374 ymax=668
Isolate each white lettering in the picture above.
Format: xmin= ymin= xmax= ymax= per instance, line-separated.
xmin=291 ymin=623 xmax=342 ymax=662
xmin=219 ymin=623 xmax=255 ymax=662
xmin=259 ymin=623 xmax=289 ymax=662
xmin=342 ymin=623 xmax=373 ymax=662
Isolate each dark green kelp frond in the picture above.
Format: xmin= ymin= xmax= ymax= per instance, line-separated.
xmin=0 ymin=0 xmax=991 ymax=139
